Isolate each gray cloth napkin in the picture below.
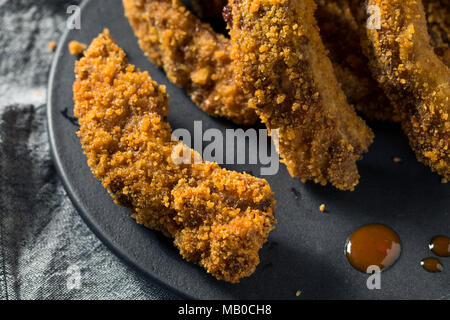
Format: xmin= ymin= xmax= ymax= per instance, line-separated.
xmin=0 ymin=0 xmax=176 ymax=300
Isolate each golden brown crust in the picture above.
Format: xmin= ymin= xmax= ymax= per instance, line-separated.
xmin=123 ymin=0 xmax=258 ymax=125
xmin=359 ymin=0 xmax=450 ymax=179
xmin=230 ymin=0 xmax=374 ymax=191
xmin=189 ymin=0 xmax=399 ymax=122
xmin=317 ymin=0 xmax=449 ymax=121
xmin=73 ymin=29 xmax=276 ymax=283
xmin=315 ymin=0 xmax=399 ymax=122
xmin=186 ymin=0 xmax=447 ymax=124
xmin=423 ymin=0 xmax=450 ymax=66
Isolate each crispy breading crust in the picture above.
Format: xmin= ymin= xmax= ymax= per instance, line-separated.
xmin=318 ymin=0 xmax=449 ymax=121
xmin=123 ymin=0 xmax=258 ymax=125
xmin=423 ymin=0 xmax=450 ymax=66
xmin=356 ymin=0 xmax=450 ymax=179
xmin=73 ymin=29 xmax=276 ymax=283
xmin=190 ymin=0 xmax=399 ymax=122
xmin=173 ymin=0 xmax=447 ymax=125
xmin=315 ymin=0 xmax=399 ymax=122
xmin=230 ymin=0 xmax=374 ymax=191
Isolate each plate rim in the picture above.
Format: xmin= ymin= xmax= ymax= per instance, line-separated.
xmin=45 ymin=0 xmax=450 ymax=300
xmin=46 ymin=0 xmax=192 ymax=300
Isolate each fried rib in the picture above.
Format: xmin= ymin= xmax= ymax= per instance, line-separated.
xmin=123 ymin=0 xmax=258 ymax=125
xmin=357 ymin=0 xmax=450 ymax=179
xmin=134 ymin=0 xmax=445 ymax=126
xmin=317 ymin=0 xmax=449 ymax=121
xmin=193 ymin=0 xmax=398 ymax=122
xmin=229 ymin=0 xmax=374 ymax=191
xmin=73 ymin=29 xmax=276 ymax=283
xmin=191 ymin=0 xmax=397 ymax=122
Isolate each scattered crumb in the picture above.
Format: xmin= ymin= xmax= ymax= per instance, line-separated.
xmin=319 ymin=204 xmax=325 ymax=212
xmin=33 ymin=91 xmax=41 ymax=96
xmin=69 ymin=40 xmax=87 ymax=56
xmin=48 ymin=41 xmax=57 ymax=52
xmin=295 ymin=290 xmax=301 ymax=297
xmin=393 ymin=157 xmax=402 ymax=163
xmin=442 ymin=178 xmax=448 ymax=184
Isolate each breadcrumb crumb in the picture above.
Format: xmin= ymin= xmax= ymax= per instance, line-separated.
xmin=319 ymin=204 xmax=326 ymax=212
xmin=362 ymin=0 xmax=450 ymax=180
xmin=48 ymin=41 xmax=57 ymax=52
xmin=316 ymin=0 xmax=399 ymax=122
xmin=69 ymin=40 xmax=87 ymax=56
xmin=230 ymin=0 xmax=374 ymax=191
xmin=393 ymin=157 xmax=402 ymax=163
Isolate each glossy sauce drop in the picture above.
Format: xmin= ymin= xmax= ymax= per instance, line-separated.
xmin=345 ymin=224 xmax=401 ymax=273
xmin=429 ymin=236 xmax=450 ymax=257
xmin=421 ymin=258 xmax=444 ymax=273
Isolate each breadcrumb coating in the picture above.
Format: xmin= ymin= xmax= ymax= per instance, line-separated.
xmin=73 ymin=29 xmax=276 ymax=283
xmin=48 ymin=41 xmax=57 ymax=52
xmin=123 ymin=0 xmax=258 ymax=125
xmin=190 ymin=0 xmax=398 ymax=122
xmin=193 ymin=0 xmax=398 ymax=122
xmin=315 ymin=0 xmax=399 ymax=122
xmin=317 ymin=0 xmax=449 ymax=121
xmin=423 ymin=0 xmax=450 ymax=66
xmin=230 ymin=0 xmax=374 ymax=191
xmin=178 ymin=0 xmax=447 ymax=124
xmin=359 ymin=0 xmax=450 ymax=179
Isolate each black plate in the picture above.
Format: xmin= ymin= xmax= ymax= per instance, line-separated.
xmin=47 ymin=0 xmax=450 ymax=299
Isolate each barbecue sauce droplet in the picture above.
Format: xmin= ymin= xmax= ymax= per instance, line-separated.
xmin=345 ymin=224 xmax=401 ymax=273
xmin=429 ymin=236 xmax=450 ymax=257
xmin=421 ymin=258 xmax=444 ymax=273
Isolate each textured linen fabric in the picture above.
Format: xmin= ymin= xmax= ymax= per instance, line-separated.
xmin=0 ymin=0 xmax=176 ymax=300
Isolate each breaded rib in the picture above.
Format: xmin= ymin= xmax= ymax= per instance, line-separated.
xmin=73 ymin=29 xmax=276 ymax=283
xmin=230 ymin=0 xmax=374 ymax=191
xmin=182 ymin=0 xmax=446 ymax=124
xmin=318 ymin=0 xmax=449 ymax=121
xmin=193 ymin=0 xmax=398 ymax=122
xmin=358 ymin=0 xmax=449 ymax=179
xmin=123 ymin=0 xmax=258 ymax=125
